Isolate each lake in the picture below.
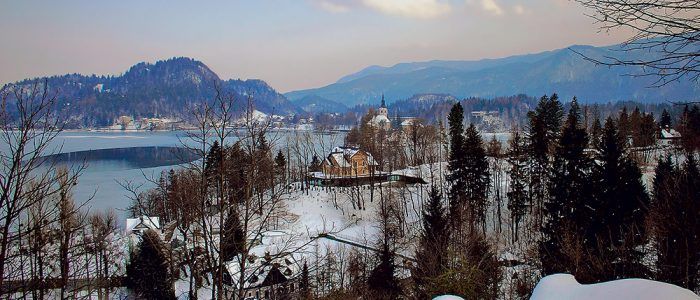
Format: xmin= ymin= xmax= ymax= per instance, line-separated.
xmin=2 ymin=130 xmax=508 ymax=223
xmin=2 ymin=130 xmax=346 ymax=222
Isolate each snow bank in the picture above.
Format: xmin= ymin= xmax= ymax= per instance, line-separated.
xmin=531 ymin=274 xmax=699 ymax=300
xmin=433 ymin=296 xmax=465 ymax=300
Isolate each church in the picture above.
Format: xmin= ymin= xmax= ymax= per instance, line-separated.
xmin=367 ymin=95 xmax=391 ymax=130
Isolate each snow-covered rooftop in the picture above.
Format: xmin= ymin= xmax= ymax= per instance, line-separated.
xmin=368 ymin=114 xmax=390 ymax=126
xmin=660 ymin=128 xmax=681 ymax=139
xmin=125 ymin=216 xmax=160 ymax=233
xmin=327 ymin=146 xmax=378 ymax=167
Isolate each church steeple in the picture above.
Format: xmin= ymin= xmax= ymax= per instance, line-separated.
xmin=378 ymin=94 xmax=388 ymax=117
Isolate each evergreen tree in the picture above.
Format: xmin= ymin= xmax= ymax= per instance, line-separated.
xmin=590 ymin=117 xmax=650 ymax=280
xmin=221 ymin=208 xmax=245 ymax=262
xmin=368 ymin=244 xmax=400 ymax=299
xmin=678 ymin=105 xmax=700 ymax=151
xmin=204 ymin=140 xmax=222 ymax=180
xmin=309 ymin=155 xmax=322 ymax=173
xmin=275 ymin=149 xmax=286 ymax=170
xmin=618 ymin=107 xmax=631 ymax=144
xmin=660 ymin=109 xmax=672 ymax=128
xmin=651 ymin=155 xmax=700 ymax=290
xmin=527 ymin=94 xmax=563 ymax=228
xmin=506 ymin=130 xmax=528 ymax=243
xmin=275 ymin=149 xmax=287 ymax=182
xmin=463 ymin=123 xmax=490 ymax=232
xmin=447 ymin=103 xmax=467 ymax=222
xmin=414 ymin=186 xmax=449 ymax=298
xmin=541 ymin=98 xmax=593 ymax=276
xmin=590 ymin=116 xmax=603 ymax=148
xmin=126 ymin=230 xmax=175 ymax=300
xmin=299 ymin=261 xmax=312 ymax=300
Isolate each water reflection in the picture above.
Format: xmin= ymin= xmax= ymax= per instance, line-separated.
xmin=40 ymin=146 xmax=200 ymax=171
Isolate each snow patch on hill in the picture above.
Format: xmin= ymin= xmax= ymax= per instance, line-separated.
xmin=531 ymin=274 xmax=699 ymax=300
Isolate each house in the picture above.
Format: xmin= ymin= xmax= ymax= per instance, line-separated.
xmin=321 ymin=146 xmax=378 ymax=177
xmin=125 ymin=216 xmax=161 ymax=235
xmin=116 ymin=115 xmax=134 ymax=130
xmin=659 ymin=126 xmax=681 ymax=147
xmin=237 ymin=252 xmax=302 ymax=300
xmin=226 ymin=231 xmax=304 ymax=300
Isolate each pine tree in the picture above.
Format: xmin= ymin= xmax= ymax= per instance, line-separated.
xmin=528 ymin=94 xmax=563 ymax=228
xmin=204 ymin=140 xmax=222 ymax=180
xmin=299 ymin=261 xmax=312 ymax=300
xmin=507 ymin=130 xmax=528 ymax=243
xmin=590 ymin=116 xmax=603 ymax=148
xmin=275 ymin=149 xmax=287 ymax=182
xmin=221 ymin=208 xmax=245 ymax=262
xmin=368 ymin=243 xmax=400 ymax=299
xmin=618 ymin=107 xmax=631 ymax=145
xmin=414 ymin=186 xmax=449 ymax=298
xmin=541 ymin=98 xmax=592 ymax=276
xmin=309 ymin=155 xmax=322 ymax=173
xmin=678 ymin=105 xmax=700 ymax=151
xmin=660 ymin=109 xmax=672 ymax=128
xmin=590 ymin=117 xmax=650 ymax=280
xmin=447 ymin=103 xmax=467 ymax=222
xmin=126 ymin=230 xmax=175 ymax=300
xmin=463 ymin=123 xmax=490 ymax=233
xmin=651 ymin=154 xmax=700 ymax=290
xmin=275 ymin=149 xmax=286 ymax=170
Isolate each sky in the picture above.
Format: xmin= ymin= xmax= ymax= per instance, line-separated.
xmin=0 ymin=0 xmax=630 ymax=92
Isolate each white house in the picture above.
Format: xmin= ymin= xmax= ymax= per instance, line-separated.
xmin=125 ymin=216 xmax=161 ymax=235
xmin=659 ymin=127 xmax=682 ymax=147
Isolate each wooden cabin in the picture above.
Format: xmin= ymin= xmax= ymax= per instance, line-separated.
xmin=321 ymin=146 xmax=378 ymax=177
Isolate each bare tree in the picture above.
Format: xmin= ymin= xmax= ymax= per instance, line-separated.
xmin=573 ymin=0 xmax=700 ymax=88
xmin=1 ymin=81 xmax=86 ymax=297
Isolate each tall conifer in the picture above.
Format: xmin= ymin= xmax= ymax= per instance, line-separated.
xmin=541 ymin=98 xmax=592 ymax=275
xmin=590 ymin=117 xmax=649 ymax=280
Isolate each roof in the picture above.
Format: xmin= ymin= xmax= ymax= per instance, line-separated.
xmin=125 ymin=216 xmax=160 ymax=233
xmin=225 ymin=230 xmax=303 ymax=289
xmin=401 ymin=118 xmax=420 ymax=126
xmin=369 ymin=114 xmax=390 ymax=126
xmin=660 ymin=128 xmax=681 ymax=139
xmin=326 ymin=146 xmax=378 ymax=167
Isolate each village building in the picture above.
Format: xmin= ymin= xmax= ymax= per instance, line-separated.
xmin=321 ymin=146 xmax=378 ymax=177
xmin=659 ymin=126 xmax=682 ymax=147
xmin=125 ymin=216 xmax=161 ymax=235
xmin=236 ymin=252 xmax=302 ymax=300
xmin=367 ymin=95 xmax=391 ymax=130
xmin=125 ymin=216 xmax=162 ymax=251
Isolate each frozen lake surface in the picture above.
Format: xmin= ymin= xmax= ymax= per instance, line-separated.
xmin=3 ymin=130 xmax=346 ymax=222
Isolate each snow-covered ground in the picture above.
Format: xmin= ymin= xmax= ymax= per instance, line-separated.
xmin=531 ymin=274 xmax=699 ymax=300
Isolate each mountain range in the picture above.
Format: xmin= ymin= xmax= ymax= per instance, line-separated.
xmin=6 ymin=57 xmax=301 ymax=127
xmin=286 ymin=42 xmax=700 ymax=107
xmin=6 ymin=39 xmax=699 ymax=128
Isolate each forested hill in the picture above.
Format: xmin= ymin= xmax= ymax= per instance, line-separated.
xmin=5 ymin=57 xmax=302 ymax=128
xmin=285 ymin=42 xmax=700 ymax=106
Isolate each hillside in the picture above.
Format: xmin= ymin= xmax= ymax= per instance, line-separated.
xmin=292 ymin=94 xmax=349 ymax=113
xmin=6 ymin=57 xmax=302 ymax=128
xmin=286 ymin=43 xmax=700 ymax=106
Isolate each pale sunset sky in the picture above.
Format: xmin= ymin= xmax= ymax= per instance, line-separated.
xmin=0 ymin=0 xmax=630 ymax=92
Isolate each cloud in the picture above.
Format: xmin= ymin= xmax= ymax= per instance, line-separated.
xmin=480 ymin=0 xmax=504 ymax=16
xmin=361 ymin=0 xmax=452 ymax=19
xmin=512 ymin=4 xmax=529 ymax=15
xmin=316 ymin=0 xmax=351 ymax=13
